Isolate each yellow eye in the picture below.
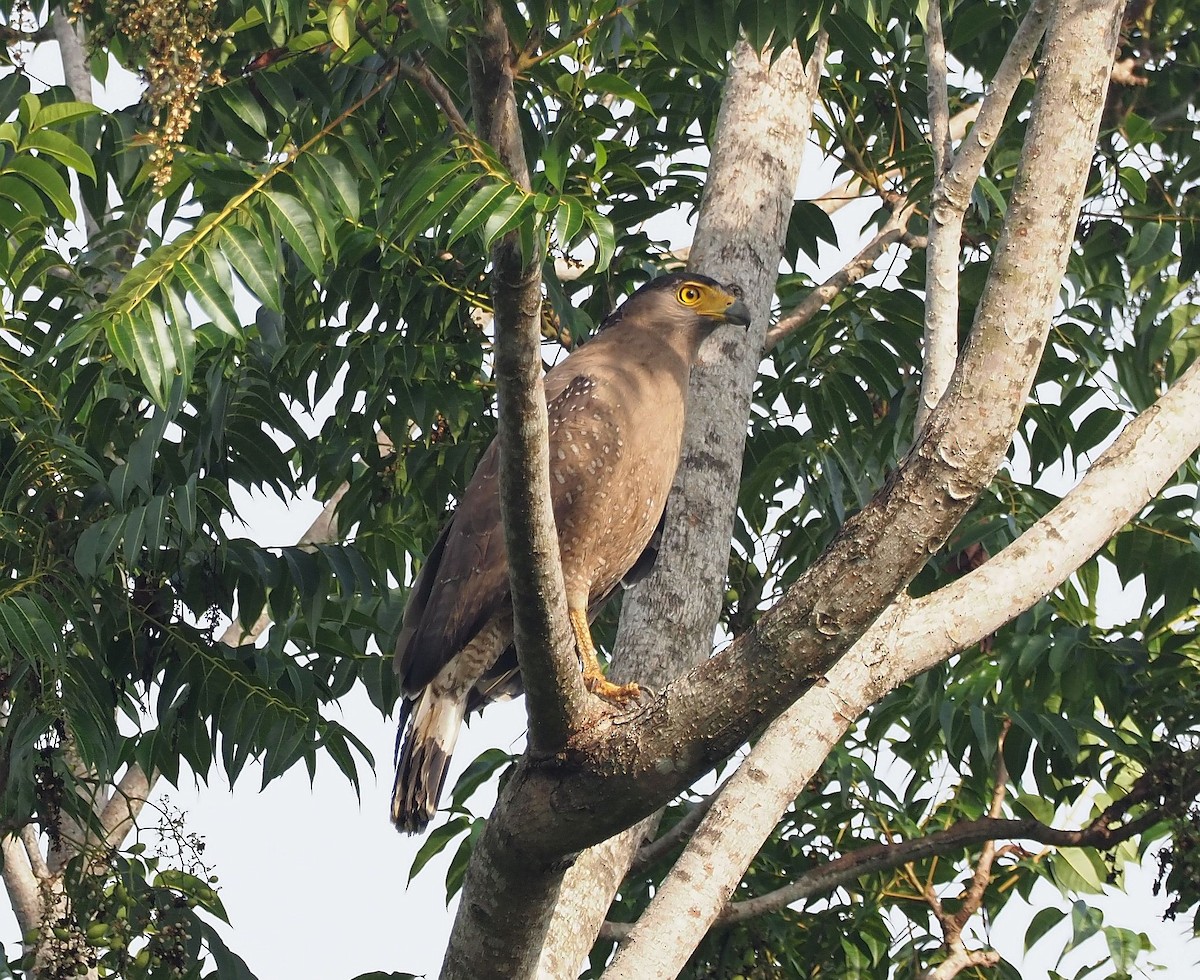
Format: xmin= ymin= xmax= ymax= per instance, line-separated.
xmin=677 ymin=284 xmax=702 ymax=305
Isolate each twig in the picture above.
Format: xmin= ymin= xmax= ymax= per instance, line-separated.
xmin=397 ymin=56 xmax=472 ymax=137
xmin=630 ymin=785 xmax=723 ymax=874
xmin=764 ymin=198 xmax=915 ymax=351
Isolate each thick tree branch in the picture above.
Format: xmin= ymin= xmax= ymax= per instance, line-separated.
xmin=924 ymin=947 xmax=1002 ymax=980
xmin=464 ymin=0 xmax=585 ymax=761
xmin=601 ymin=295 xmax=1200 ymax=965
xmin=2 ymin=833 xmax=41 ymax=936
xmin=440 ymin=7 xmax=595 ymax=976
xmin=594 ymin=7 xmax=1126 ymax=974
xmin=764 ymin=197 xmax=914 ymax=351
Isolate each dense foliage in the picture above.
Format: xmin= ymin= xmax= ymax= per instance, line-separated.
xmin=0 ymin=0 xmax=1198 ymax=976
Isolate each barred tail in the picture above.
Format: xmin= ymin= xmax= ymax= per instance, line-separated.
xmin=391 ymin=690 xmax=466 ymax=833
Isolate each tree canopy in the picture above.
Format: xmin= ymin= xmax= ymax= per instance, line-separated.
xmin=2 ymin=0 xmax=1200 ymax=977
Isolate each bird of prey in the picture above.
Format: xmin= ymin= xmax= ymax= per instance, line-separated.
xmin=391 ymin=272 xmax=751 ymax=832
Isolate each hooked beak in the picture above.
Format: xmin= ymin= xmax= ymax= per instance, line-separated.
xmin=723 ymin=297 xmax=752 ymax=328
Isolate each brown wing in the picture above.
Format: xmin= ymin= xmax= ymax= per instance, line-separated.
xmin=393 ymin=438 xmax=511 ymax=695
xmin=394 ymin=365 xmax=606 ymax=696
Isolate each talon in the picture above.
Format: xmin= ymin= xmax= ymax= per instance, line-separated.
xmin=584 ymin=673 xmax=642 ymax=704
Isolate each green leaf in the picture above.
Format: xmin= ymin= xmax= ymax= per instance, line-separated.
xmin=106 ymin=310 xmax=170 ymax=404
xmin=263 ymin=190 xmax=324 ymax=276
xmin=445 ymin=818 xmax=483 ymax=899
xmin=197 ymin=921 xmax=259 ymax=980
xmin=0 ymin=173 xmax=48 ymax=217
xmin=25 ymin=128 xmax=95 ymax=180
xmin=554 ymin=197 xmax=584 ymax=246
xmin=449 ymin=747 xmax=513 ymax=807
xmin=584 ymin=72 xmax=654 ymax=114
xmin=585 ymin=210 xmax=616 ymax=273
xmin=1062 ymin=900 xmax=1104 ymax=958
xmin=303 ymin=152 xmax=360 ymax=221
xmin=176 ymin=259 xmax=241 ymax=339
xmin=220 ymin=223 xmax=282 ymax=311
xmin=407 ymin=816 xmax=470 ymax=885
xmin=327 ymin=0 xmax=354 ymax=50
xmin=174 ymin=475 xmax=197 ymax=536
xmin=30 ymin=100 xmax=101 ymax=130
xmin=447 ymin=182 xmax=513 ymax=244
xmin=1126 ymin=220 xmax=1174 ymax=267
xmin=408 ymin=0 xmax=450 ymax=50
xmin=4 ymin=154 xmax=74 ymax=220
xmin=481 ymin=192 xmax=531 ymax=248
xmin=1104 ymin=926 xmax=1147 ymax=973
xmin=1025 ymin=905 xmax=1066 ymax=952
xmin=75 ymin=515 xmax=127 ymax=577
xmin=0 ymin=596 xmax=60 ymax=661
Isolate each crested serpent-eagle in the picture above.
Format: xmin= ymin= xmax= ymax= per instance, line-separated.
xmin=391 ymin=273 xmax=752 ymax=832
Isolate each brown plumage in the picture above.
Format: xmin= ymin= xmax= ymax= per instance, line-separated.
xmin=391 ymin=273 xmax=751 ymax=832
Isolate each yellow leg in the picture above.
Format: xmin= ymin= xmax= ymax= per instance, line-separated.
xmin=569 ymin=607 xmax=641 ymax=703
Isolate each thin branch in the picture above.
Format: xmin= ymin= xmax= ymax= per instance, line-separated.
xmin=950 ymin=724 xmax=1011 ymax=934
xmin=925 ymin=1 xmax=953 ymax=177
xmin=602 ymin=753 xmax=1200 ymax=939
xmin=943 ymin=1 xmax=1051 ymax=201
xmin=916 ymin=0 xmax=1051 ymax=431
xmin=21 ymin=824 xmax=50 ymax=881
xmin=467 ymin=0 xmax=584 ymax=756
xmin=396 ymin=56 xmax=471 ymax=137
xmin=630 ymin=787 xmax=722 ymax=874
xmin=811 ymin=105 xmax=982 ymax=217
xmin=764 ymin=198 xmax=914 ymax=351
xmin=96 ymin=764 xmax=154 ymax=851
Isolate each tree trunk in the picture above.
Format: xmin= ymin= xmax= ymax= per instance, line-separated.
xmin=536 ymin=36 xmax=826 ymax=978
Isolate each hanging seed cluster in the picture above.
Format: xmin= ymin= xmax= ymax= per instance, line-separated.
xmin=74 ymin=0 xmax=227 ymax=189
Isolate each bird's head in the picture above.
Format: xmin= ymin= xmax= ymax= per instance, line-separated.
xmin=599 ymin=273 xmax=752 ymax=336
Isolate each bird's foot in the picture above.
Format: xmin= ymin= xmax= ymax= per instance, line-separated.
xmin=583 ymin=672 xmax=643 ymax=704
